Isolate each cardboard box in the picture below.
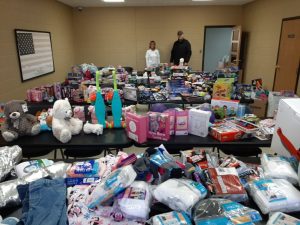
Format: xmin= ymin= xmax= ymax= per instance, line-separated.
xmin=147 ymin=112 xmax=170 ymax=141
xmin=210 ymin=123 xmax=243 ymax=142
xmin=271 ymin=99 xmax=300 ymax=159
xmin=126 ymin=112 xmax=148 ymax=144
xmin=249 ymin=98 xmax=268 ymax=118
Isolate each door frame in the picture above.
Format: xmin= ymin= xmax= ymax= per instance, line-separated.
xmin=202 ymin=25 xmax=234 ymax=71
xmin=272 ymin=16 xmax=300 ymax=92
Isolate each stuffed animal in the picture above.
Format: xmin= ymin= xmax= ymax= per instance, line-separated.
xmin=1 ymin=100 xmax=40 ymax=142
xmin=36 ymin=110 xmax=51 ymax=131
xmin=88 ymin=106 xmax=97 ymax=124
xmin=52 ymin=98 xmax=83 ymax=143
xmin=73 ymin=106 xmax=86 ymax=122
xmin=83 ymin=121 xmax=103 ymax=135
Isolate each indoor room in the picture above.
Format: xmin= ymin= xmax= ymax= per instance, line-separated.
xmin=0 ymin=0 xmax=300 ymax=224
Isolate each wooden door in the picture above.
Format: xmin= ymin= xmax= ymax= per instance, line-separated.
xmin=273 ymin=18 xmax=300 ymax=92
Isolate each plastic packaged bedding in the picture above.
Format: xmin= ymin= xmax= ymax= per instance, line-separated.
xmin=66 ymin=160 xmax=100 ymax=178
xmin=15 ymin=159 xmax=54 ymax=178
xmin=204 ymin=167 xmax=248 ymax=202
xmin=153 ymin=178 xmax=207 ymax=212
xmin=191 ymin=198 xmax=262 ymax=225
xmin=248 ymin=179 xmax=300 ymax=214
xmin=151 ymin=211 xmax=192 ymax=225
xmin=117 ymin=181 xmax=152 ymax=221
xmin=261 ymin=153 xmax=299 ymax=185
xmin=86 ymin=165 xmax=137 ymax=208
xmin=267 ymin=212 xmax=300 ymax=225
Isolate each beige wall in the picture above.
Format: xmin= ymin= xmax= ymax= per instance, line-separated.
xmin=73 ymin=6 xmax=243 ymax=71
xmin=242 ymin=0 xmax=300 ymax=90
xmin=0 ymin=0 xmax=74 ymax=101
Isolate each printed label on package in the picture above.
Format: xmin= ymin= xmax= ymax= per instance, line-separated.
xmin=270 ymin=213 xmax=300 ymax=225
xmin=123 ymin=187 xmax=146 ymax=200
xmin=253 ymin=179 xmax=287 ymax=202
xmin=74 ymin=160 xmax=94 ymax=174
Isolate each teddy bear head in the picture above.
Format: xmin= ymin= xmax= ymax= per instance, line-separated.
xmin=4 ymin=100 xmax=26 ymax=120
xmin=52 ymin=98 xmax=73 ymax=120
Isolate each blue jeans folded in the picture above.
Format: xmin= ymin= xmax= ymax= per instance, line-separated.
xmin=17 ymin=178 xmax=67 ymax=225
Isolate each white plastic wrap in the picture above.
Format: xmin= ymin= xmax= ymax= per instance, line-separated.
xmin=261 ymin=153 xmax=299 ymax=185
xmin=267 ymin=212 xmax=300 ymax=225
xmin=248 ymin=179 xmax=300 ymax=214
xmin=117 ymin=181 xmax=152 ymax=221
xmin=152 ymin=211 xmax=192 ymax=225
xmin=0 ymin=145 xmax=22 ymax=182
xmin=86 ymin=165 xmax=137 ymax=208
xmin=153 ymin=178 xmax=207 ymax=212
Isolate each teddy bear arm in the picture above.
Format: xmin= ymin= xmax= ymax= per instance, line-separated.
xmin=69 ymin=118 xmax=83 ymax=135
xmin=25 ymin=114 xmax=38 ymax=123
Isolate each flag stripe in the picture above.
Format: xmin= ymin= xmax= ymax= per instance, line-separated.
xmin=21 ymin=57 xmax=53 ymax=66
xmin=22 ymin=62 xmax=54 ymax=73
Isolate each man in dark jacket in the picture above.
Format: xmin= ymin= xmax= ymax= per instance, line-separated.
xmin=170 ymin=30 xmax=192 ymax=65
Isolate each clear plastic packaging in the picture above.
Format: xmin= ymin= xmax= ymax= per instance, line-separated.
xmin=204 ymin=167 xmax=248 ymax=202
xmin=192 ymin=198 xmax=262 ymax=225
xmin=248 ymin=179 xmax=300 ymax=214
xmin=153 ymin=178 xmax=207 ymax=212
xmin=151 ymin=211 xmax=192 ymax=225
xmin=15 ymin=159 xmax=54 ymax=178
xmin=267 ymin=212 xmax=300 ymax=225
xmin=86 ymin=165 xmax=137 ymax=208
xmin=117 ymin=181 xmax=152 ymax=221
xmin=261 ymin=153 xmax=299 ymax=185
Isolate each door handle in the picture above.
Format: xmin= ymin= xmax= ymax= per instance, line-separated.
xmin=275 ymin=65 xmax=280 ymax=70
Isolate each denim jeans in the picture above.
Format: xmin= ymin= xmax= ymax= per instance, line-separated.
xmin=17 ymin=178 xmax=67 ymax=225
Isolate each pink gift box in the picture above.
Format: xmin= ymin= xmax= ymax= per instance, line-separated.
xmin=164 ymin=109 xmax=175 ymax=135
xmin=147 ymin=112 xmax=170 ymax=141
xmin=126 ymin=112 xmax=148 ymax=144
xmin=175 ymin=110 xmax=188 ymax=135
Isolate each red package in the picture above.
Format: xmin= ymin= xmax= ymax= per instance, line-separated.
xmin=205 ymin=167 xmax=248 ymax=202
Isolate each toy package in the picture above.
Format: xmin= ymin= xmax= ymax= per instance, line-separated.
xmin=188 ymin=108 xmax=211 ymax=137
xmin=148 ymin=112 xmax=170 ymax=141
xmin=175 ymin=110 xmax=188 ymax=135
xmin=225 ymin=117 xmax=259 ymax=135
xmin=86 ymin=165 xmax=137 ymax=208
xmin=180 ymin=148 xmax=219 ymax=169
xmin=212 ymin=78 xmax=234 ymax=100
xmin=66 ymin=160 xmax=100 ymax=178
xmin=126 ymin=112 xmax=148 ymax=144
xmin=192 ymin=198 xmax=262 ymax=225
xmin=204 ymin=167 xmax=248 ymax=202
xmin=211 ymin=99 xmax=239 ymax=119
xmin=248 ymin=179 xmax=300 ymax=214
xmin=210 ymin=122 xmax=243 ymax=142
xmin=153 ymin=178 xmax=207 ymax=211
xmin=261 ymin=153 xmax=299 ymax=185
xmin=117 ymin=181 xmax=152 ymax=221
xmin=232 ymin=84 xmax=252 ymax=100
xmin=152 ymin=212 xmax=192 ymax=225
xmin=164 ymin=109 xmax=175 ymax=135
xmin=267 ymin=212 xmax=300 ymax=225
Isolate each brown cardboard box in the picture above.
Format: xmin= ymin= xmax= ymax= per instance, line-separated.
xmin=249 ymin=98 xmax=268 ymax=118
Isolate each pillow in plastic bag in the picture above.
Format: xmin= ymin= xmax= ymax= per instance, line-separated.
xmin=152 ymin=211 xmax=192 ymax=225
xmin=267 ymin=212 xmax=300 ymax=225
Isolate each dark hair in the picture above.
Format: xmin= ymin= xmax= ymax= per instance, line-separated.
xmin=149 ymin=40 xmax=156 ymax=49
xmin=177 ymin=30 xmax=183 ymax=35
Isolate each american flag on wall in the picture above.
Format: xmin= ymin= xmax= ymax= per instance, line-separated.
xmin=15 ymin=30 xmax=54 ymax=81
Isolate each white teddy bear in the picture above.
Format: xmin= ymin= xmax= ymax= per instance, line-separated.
xmin=83 ymin=121 xmax=103 ymax=135
xmin=52 ymin=98 xmax=83 ymax=143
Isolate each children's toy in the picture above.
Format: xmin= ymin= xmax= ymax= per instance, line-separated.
xmin=163 ymin=109 xmax=175 ymax=135
xmin=15 ymin=159 xmax=54 ymax=178
xmin=86 ymin=165 xmax=137 ymax=208
xmin=1 ymin=100 xmax=40 ymax=142
xmin=112 ymin=70 xmax=123 ymax=128
xmin=73 ymin=106 xmax=85 ymax=122
xmin=117 ymin=181 xmax=152 ymax=221
xmin=267 ymin=212 xmax=300 ymax=225
xmin=212 ymin=78 xmax=234 ymax=100
xmin=248 ymin=179 xmax=300 ymax=214
xmin=261 ymin=153 xmax=299 ymax=185
xmin=180 ymin=148 xmax=219 ymax=169
xmin=122 ymin=105 xmax=136 ymax=120
xmin=148 ymin=112 xmax=170 ymax=141
xmin=204 ymin=167 xmax=248 ymax=202
xmin=175 ymin=109 xmax=188 ymax=135
xmin=37 ymin=110 xmax=51 ymax=131
xmin=83 ymin=121 xmax=103 ymax=135
xmin=211 ymin=99 xmax=239 ymax=119
xmin=210 ymin=122 xmax=243 ymax=142
xmin=225 ymin=117 xmax=259 ymax=134
xmin=126 ymin=112 xmax=148 ymax=144
xmin=188 ymin=109 xmax=211 ymax=137
xmin=192 ymin=198 xmax=262 ymax=225
xmin=152 ymin=212 xmax=192 ymax=225
xmin=95 ymin=71 xmax=106 ymax=126
xmin=52 ymin=99 xmax=83 ymax=143
xmin=153 ymin=178 xmax=207 ymax=211
xmin=88 ymin=105 xmax=97 ymax=124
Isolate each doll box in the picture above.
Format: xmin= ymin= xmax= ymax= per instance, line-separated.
xmin=126 ymin=112 xmax=148 ymax=144
xmin=175 ymin=110 xmax=188 ymax=135
xmin=147 ymin=112 xmax=170 ymax=141
xmin=164 ymin=109 xmax=175 ymax=135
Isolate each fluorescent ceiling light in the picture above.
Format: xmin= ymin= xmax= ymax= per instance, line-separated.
xmin=103 ymin=0 xmax=125 ymax=2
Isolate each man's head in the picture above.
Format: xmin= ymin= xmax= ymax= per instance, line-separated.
xmin=177 ymin=30 xmax=184 ymax=41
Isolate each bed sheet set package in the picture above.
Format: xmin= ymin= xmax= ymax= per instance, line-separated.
xmin=15 ymin=159 xmax=54 ymax=178
xmin=261 ymin=153 xmax=299 ymax=185
xmin=153 ymin=178 xmax=207 ymax=212
xmin=192 ymin=199 xmax=262 ymax=225
xmin=204 ymin=167 xmax=248 ymax=202
xmin=86 ymin=165 xmax=137 ymax=208
xmin=152 ymin=211 xmax=192 ymax=225
xmin=248 ymin=179 xmax=300 ymax=214
xmin=267 ymin=212 xmax=300 ymax=225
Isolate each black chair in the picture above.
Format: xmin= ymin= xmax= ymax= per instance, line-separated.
xmin=123 ymin=66 xmax=133 ymax=74
xmin=215 ymin=146 xmax=262 ymax=157
xmin=22 ymin=146 xmax=56 ymax=159
xmin=63 ymin=147 xmax=105 ymax=159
